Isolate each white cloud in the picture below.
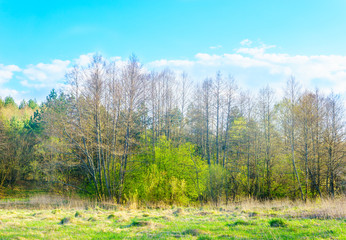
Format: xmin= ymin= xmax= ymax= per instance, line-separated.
xmin=20 ymin=80 xmax=48 ymax=89
xmin=0 ymin=64 xmax=22 ymax=103
xmin=149 ymin=59 xmax=194 ymax=68
xmin=195 ymin=53 xmax=271 ymax=68
xmin=240 ymin=39 xmax=252 ymax=46
xmin=209 ymin=45 xmax=222 ymax=50
xmin=22 ymin=59 xmax=71 ymax=89
xmin=0 ymin=64 xmax=21 ymax=84
xmin=195 ymin=53 xmax=222 ymax=63
xmin=147 ymin=44 xmax=346 ymax=100
xmin=237 ymin=44 xmax=276 ymax=56
xmin=0 ymin=88 xmax=25 ymax=104
xmin=75 ymin=53 xmax=127 ymax=69
xmin=75 ymin=53 xmax=95 ymax=67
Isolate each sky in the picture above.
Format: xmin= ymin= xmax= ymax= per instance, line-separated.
xmin=0 ymin=0 xmax=346 ymax=103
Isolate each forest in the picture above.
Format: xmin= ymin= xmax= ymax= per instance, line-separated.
xmin=0 ymin=54 xmax=345 ymax=205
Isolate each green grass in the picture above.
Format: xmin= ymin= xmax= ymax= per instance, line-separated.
xmin=0 ymin=205 xmax=344 ymax=239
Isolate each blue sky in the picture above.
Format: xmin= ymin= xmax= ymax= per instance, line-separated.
xmin=1 ymin=0 xmax=346 ymax=102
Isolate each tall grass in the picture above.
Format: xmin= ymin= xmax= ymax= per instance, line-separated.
xmin=223 ymin=196 xmax=346 ymax=219
xmin=0 ymin=194 xmax=116 ymax=210
xmin=1 ymin=193 xmax=345 ymax=220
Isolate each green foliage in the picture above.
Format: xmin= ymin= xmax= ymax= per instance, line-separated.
xmin=269 ymin=218 xmax=287 ymax=227
xmin=88 ymin=217 xmax=97 ymax=222
xmin=4 ymin=96 xmax=17 ymax=108
xmin=28 ymin=99 xmax=38 ymax=109
xmin=9 ymin=116 xmax=24 ymax=130
xmin=229 ymin=116 xmax=247 ymax=141
xmin=59 ymin=217 xmax=70 ymax=225
xmin=207 ymin=165 xmax=226 ymax=203
xmin=46 ymin=89 xmax=58 ymax=103
xmin=129 ymin=219 xmax=150 ymax=227
xmin=75 ymin=211 xmax=82 ymax=217
xmin=125 ymin=136 xmax=208 ymax=205
xmin=227 ymin=219 xmax=255 ymax=226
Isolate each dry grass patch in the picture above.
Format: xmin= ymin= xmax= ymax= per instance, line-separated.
xmin=214 ymin=197 xmax=346 ymax=220
xmin=172 ymin=208 xmax=184 ymax=216
xmin=160 ymin=215 xmax=173 ymax=221
xmin=197 ymin=211 xmax=212 ymax=216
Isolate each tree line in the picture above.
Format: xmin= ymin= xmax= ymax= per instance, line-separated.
xmin=0 ymin=54 xmax=345 ymax=205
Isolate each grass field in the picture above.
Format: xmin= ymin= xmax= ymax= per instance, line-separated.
xmin=0 ymin=196 xmax=345 ymax=239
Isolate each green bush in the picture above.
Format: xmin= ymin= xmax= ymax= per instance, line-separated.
xmin=269 ymin=218 xmax=287 ymax=227
xmin=227 ymin=219 xmax=254 ymax=226
xmin=130 ymin=219 xmax=150 ymax=227
xmin=125 ymin=136 xmax=208 ymax=205
xmin=59 ymin=217 xmax=70 ymax=225
xmin=75 ymin=211 xmax=82 ymax=217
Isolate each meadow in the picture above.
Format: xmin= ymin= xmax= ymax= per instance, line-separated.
xmin=0 ymin=195 xmax=345 ymax=239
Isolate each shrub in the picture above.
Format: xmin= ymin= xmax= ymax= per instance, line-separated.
xmin=88 ymin=217 xmax=97 ymax=222
xmin=59 ymin=217 xmax=70 ymax=225
xmin=227 ymin=219 xmax=254 ymax=226
xmin=75 ymin=211 xmax=82 ymax=217
xmin=269 ymin=218 xmax=287 ymax=227
xmin=130 ymin=219 xmax=150 ymax=227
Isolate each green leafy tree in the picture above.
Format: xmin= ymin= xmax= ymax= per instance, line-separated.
xmin=4 ymin=96 xmax=17 ymax=108
xmin=28 ymin=99 xmax=38 ymax=109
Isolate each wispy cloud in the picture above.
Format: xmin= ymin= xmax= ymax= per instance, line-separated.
xmin=240 ymin=39 xmax=252 ymax=46
xmin=22 ymin=59 xmax=71 ymax=88
xmin=0 ymin=88 xmax=26 ymax=104
xmin=0 ymin=64 xmax=22 ymax=102
xmin=149 ymin=59 xmax=194 ymax=68
xmin=75 ymin=53 xmax=95 ymax=67
xmin=209 ymin=45 xmax=222 ymax=50
xmin=148 ymin=43 xmax=346 ymax=99
xmin=237 ymin=44 xmax=276 ymax=56
xmin=0 ymin=64 xmax=21 ymax=84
